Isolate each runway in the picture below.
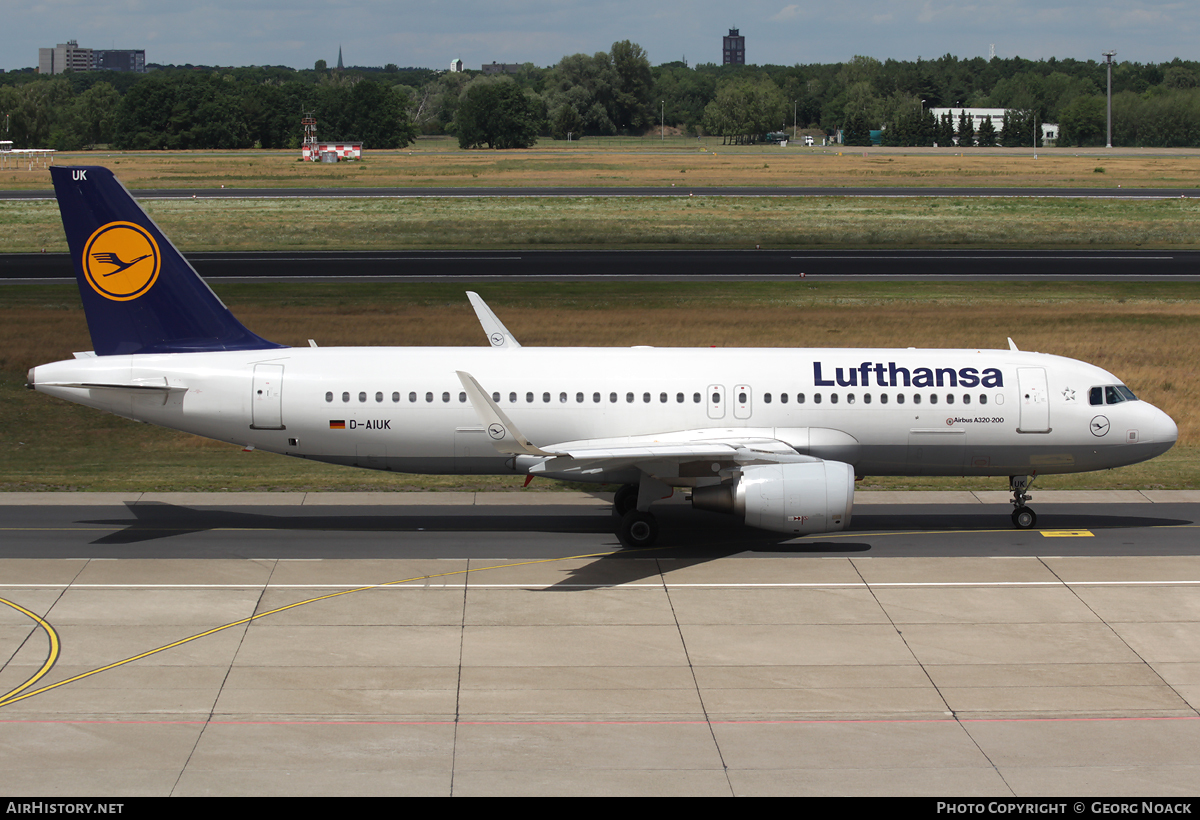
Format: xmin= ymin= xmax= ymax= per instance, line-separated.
xmin=5 ymin=185 xmax=1200 ymax=201
xmin=5 ymin=248 xmax=1200 ymax=282
xmin=2 ymin=491 xmax=1198 ymax=796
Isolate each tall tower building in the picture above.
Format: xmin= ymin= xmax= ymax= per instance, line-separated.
xmin=723 ymin=28 xmax=745 ymax=65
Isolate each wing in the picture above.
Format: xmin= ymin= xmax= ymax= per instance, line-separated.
xmin=456 ymin=371 xmax=854 ymax=483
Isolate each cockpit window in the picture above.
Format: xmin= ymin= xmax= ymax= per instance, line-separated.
xmin=1095 ymin=384 xmax=1138 ymax=405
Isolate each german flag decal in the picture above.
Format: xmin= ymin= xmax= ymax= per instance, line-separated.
xmin=329 ymin=420 xmax=346 ymax=429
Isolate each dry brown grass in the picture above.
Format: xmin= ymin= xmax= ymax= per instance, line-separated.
xmin=4 ymin=145 xmax=1200 ymax=191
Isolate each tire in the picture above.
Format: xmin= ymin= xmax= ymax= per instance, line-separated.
xmin=613 ymin=483 xmax=638 ymax=517
xmin=1011 ymin=506 xmax=1037 ymax=529
xmin=617 ymin=510 xmax=659 ymax=548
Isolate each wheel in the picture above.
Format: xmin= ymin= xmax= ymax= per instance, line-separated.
xmin=613 ymin=483 xmax=638 ymax=517
xmin=617 ymin=510 xmax=659 ymax=548
xmin=1011 ymin=506 xmax=1037 ymax=529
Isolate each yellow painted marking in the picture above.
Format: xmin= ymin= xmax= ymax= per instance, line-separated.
xmin=0 ymin=548 xmax=628 ymax=708
xmin=1040 ymin=530 xmax=1095 ymax=537
xmin=0 ymin=597 xmax=61 ymax=705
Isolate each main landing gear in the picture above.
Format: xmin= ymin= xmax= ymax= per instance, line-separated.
xmin=613 ymin=483 xmax=660 ymax=548
xmin=1009 ymin=474 xmax=1037 ymax=529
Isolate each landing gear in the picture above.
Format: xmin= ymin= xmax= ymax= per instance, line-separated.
xmin=1011 ymin=506 xmax=1037 ymax=529
xmin=613 ymin=483 xmax=638 ymax=517
xmin=617 ymin=509 xmax=659 ymax=548
xmin=1009 ymin=475 xmax=1038 ymax=529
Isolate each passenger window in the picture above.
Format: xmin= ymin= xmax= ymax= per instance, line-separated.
xmin=627 ymin=393 xmax=635 ymax=403
xmin=847 ymin=393 xmax=855 ymax=404
xmin=442 ymin=392 xmax=450 ymax=403
xmin=896 ymin=394 xmax=905 ymax=405
xmin=797 ymin=393 xmax=805 ymax=404
xmin=576 ymin=392 xmax=584 ymax=403
xmin=492 ymin=392 xmax=500 ymax=402
xmin=693 ymin=392 xmax=701 ymax=403
xmin=913 ymin=394 xmax=922 ymax=405
xmin=526 ymin=392 xmax=534 ymax=403
xmin=610 ymin=392 xmax=618 ymax=403
xmin=780 ymin=393 xmax=788 ymax=404
xmin=459 ymin=392 xmax=467 ymax=403
xmin=643 ymin=392 xmax=651 ymax=403
xmin=359 ymin=392 xmax=367 ymax=403
xmin=426 ymin=392 xmax=433 ymax=403
xmin=660 ymin=392 xmax=668 ymax=403
xmin=593 ymin=392 xmax=601 ymax=403
xmin=962 ymin=394 xmax=970 ymax=405
xmin=764 ymin=393 xmax=772 ymax=404
xmin=393 ymin=392 xmax=400 ymax=403
xmin=711 ymin=392 xmax=720 ymax=404
xmin=559 ymin=392 xmax=567 ymax=403
xmin=676 ymin=393 xmax=684 ymax=403
xmin=375 ymin=392 xmax=383 ymax=403
xmin=814 ymin=394 xmax=822 ymax=404
xmin=325 ymin=392 xmax=333 ymax=403
xmin=342 ymin=392 xmax=350 ymax=403
xmin=929 ymin=394 xmax=938 ymax=405
xmin=979 ymin=395 xmax=987 ymax=405
xmin=830 ymin=393 xmax=838 ymax=404
xmin=880 ymin=393 xmax=888 ymax=404
xmin=863 ymin=393 xmax=871 ymax=404
xmin=409 ymin=392 xmax=417 ymax=403
xmin=543 ymin=392 xmax=551 ymax=403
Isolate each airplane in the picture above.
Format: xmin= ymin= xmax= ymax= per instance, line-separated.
xmin=27 ymin=166 xmax=1179 ymax=547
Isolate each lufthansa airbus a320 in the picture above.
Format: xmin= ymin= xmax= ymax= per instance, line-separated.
xmin=27 ymin=167 xmax=1178 ymax=546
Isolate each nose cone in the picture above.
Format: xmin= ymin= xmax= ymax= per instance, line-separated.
xmin=1152 ymin=405 xmax=1179 ymax=448
xmin=1136 ymin=402 xmax=1178 ymax=461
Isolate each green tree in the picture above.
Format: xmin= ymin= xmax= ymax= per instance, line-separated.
xmin=976 ymin=114 xmax=997 ymax=146
xmin=609 ymin=40 xmax=654 ymax=131
xmin=1058 ymin=95 xmax=1106 ymax=146
xmin=956 ymin=109 xmax=975 ymax=146
xmin=456 ymin=77 xmax=541 ymax=149
xmin=702 ymin=76 xmax=787 ymax=144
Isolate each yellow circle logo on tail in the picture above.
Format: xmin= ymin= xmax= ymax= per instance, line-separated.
xmin=81 ymin=222 xmax=161 ymax=301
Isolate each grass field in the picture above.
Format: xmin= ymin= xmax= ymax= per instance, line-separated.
xmin=4 ymin=143 xmax=1200 ymax=191
xmin=1 ymin=281 xmax=1196 ymax=492
xmin=5 ymin=195 xmax=1200 ymax=253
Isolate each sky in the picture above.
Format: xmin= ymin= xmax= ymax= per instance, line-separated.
xmin=5 ymin=0 xmax=1197 ymax=72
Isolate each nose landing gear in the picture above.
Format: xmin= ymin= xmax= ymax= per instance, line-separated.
xmin=1009 ymin=474 xmax=1038 ymax=529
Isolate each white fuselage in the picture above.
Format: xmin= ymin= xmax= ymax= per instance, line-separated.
xmin=30 ymin=345 xmax=1178 ymax=485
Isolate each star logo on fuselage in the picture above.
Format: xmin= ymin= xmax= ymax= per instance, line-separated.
xmin=1062 ymin=387 xmax=1076 ymax=401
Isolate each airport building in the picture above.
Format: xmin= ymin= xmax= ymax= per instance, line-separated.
xmin=38 ymin=40 xmax=145 ymax=74
xmin=930 ymin=107 xmax=1060 ymax=145
xmin=723 ymin=28 xmax=745 ymax=65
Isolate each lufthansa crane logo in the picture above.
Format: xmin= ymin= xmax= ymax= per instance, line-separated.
xmin=488 ymin=423 xmax=506 ymax=440
xmin=81 ymin=222 xmax=161 ymax=301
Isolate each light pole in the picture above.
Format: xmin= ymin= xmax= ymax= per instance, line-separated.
xmin=660 ymin=101 xmax=664 ymax=141
xmin=793 ymin=100 xmax=797 ymax=141
xmin=1102 ymin=50 xmax=1117 ymax=148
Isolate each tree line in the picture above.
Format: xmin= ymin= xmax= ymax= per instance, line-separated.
xmin=3 ymin=48 xmax=1200 ymax=150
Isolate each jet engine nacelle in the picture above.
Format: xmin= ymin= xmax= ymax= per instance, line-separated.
xmin=691 ymin=460 xmax=855 ymax=535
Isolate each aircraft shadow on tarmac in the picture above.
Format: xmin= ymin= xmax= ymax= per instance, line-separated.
xmin=65 ymin=502 xmax=1192 ymax=578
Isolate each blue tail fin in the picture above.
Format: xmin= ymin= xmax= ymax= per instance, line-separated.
xmin=50 ymin=166 xmax=285 ymax=356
